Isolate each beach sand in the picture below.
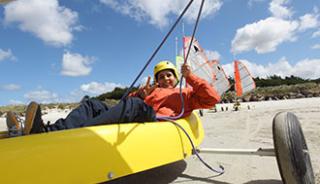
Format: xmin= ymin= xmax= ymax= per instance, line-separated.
xmin=0 ymin=98 xmax=319 ymax=183
xmin=181 ymin=97 xmax=320 ymax=184
xmin=110 ymin=97 xmax=320 ymax=184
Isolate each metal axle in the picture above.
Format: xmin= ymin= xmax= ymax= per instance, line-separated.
xmin=197 ymin=148 xmax=276 ymax=157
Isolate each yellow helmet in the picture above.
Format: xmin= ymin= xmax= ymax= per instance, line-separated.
xmin=154 ymin=60 xmax=179 ymax=81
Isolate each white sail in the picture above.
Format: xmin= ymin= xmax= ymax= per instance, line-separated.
xmin=210 ymin=60 xmax=231 ymax=96
xmin=234 ymin=60 xmax=256 ymax=97
xmin=183 ymin=36 xmax=230 ymax=96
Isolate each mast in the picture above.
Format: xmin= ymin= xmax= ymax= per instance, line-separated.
xmin=175 ymin=37 xmax=178 ymax=56
xmin=182 ymin=21 xmax=185 ymax=37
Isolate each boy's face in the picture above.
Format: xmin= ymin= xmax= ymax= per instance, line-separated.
xmin=157 ymin=69 xmax=178 ymax=88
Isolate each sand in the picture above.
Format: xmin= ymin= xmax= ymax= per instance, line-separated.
xmin=110 ymin=97 xmax=320 ymax=184
xmin=0 ymin=98 xmax=319 ymax=183
xmin=182 ymin=98 xmax=320 ymax=184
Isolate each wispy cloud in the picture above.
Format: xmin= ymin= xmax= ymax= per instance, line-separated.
xmin=223 ymin=57 xmax=320 ymax=79
xmin=138 ymin=76 xmax=149 ymax=86
xmin=269 ymin=0 xmax=292 ymax=19
xmin=205 ymin=50 xmax=221 ymax=60
xmin=312 ymin=30 xmax=320 ymax=38
xmin=0 ymin=49 xmax=15 ymax=61
xmin=311 ymin=44 xmax=320 ymax=49
xmin=24 ymin=89 xmax=59 ymax=103
xmin=4 ymin=0 xmax=80 ymax=46
xmin=298 ymin=11 xmax=319 ymax=31
xmin=1 ymin=84 xmax=21 ymax=91
xmin=80 ymin=81 xmax=124 ymax=95
xmin=61 ymin=51 xmax=95 ymax=77
xmin=8 ymin=99 xmax=24 ymax=105
xmin=99 ymin=0 xmax=222 ymax=28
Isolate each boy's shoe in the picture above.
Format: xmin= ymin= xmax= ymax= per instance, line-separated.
xmin=6 ymin=111 xmax=22 ymax=136
xmin=24 ymin=101 xmax=46 ymax=134
xmin=6 ymin=111 xmax=20 ymax=130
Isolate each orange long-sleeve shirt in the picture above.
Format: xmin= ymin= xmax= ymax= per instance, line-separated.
xmin=131 ymin=73 xmax=220 ymax=118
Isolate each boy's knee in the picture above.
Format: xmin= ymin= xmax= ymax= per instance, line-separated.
xmin=126 ymin=97 xmax=144 ymax=106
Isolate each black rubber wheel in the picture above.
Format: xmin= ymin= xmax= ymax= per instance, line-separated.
xmin=272 ymin=112 xmax=315 ymax=184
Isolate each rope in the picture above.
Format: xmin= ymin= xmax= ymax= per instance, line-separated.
xmin=184 ymin=0 xmax=205 ymax=65
xmin=167 ymin=118 xmax=225 ymax=175
xmin=157 ymin=0 xmax=205 ymax=121
xmin=119 ymin=0 xmax=225 ymax=176
xmin=155 ymin=1 xmax=225 ymax=175
xmin=121 ymin=0 xmax=195 ymax=100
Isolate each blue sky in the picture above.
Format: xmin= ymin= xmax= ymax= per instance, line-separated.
xmin=0 ymin=0 xmax=319 ymax=106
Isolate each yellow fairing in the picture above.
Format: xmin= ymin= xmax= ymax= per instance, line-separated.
xmin=0 ymin=112 xmax=204 ymax=183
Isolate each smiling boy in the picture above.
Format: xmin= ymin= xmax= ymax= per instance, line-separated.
xmin=133 ymin=60 xmax=220 ymax=118
xmin=7 ymin=60 xmax=220 ymax=135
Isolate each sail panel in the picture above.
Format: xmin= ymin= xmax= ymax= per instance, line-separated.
xmin=234 ymin=60 xmax=256 ymax=97
xmin=209 ymin=60 xmax=231 ymax=96
xmin=183 ymin=36 xmax=230 ymax=96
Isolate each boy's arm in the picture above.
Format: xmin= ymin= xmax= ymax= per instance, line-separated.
xmin=186 ymin=73 xmax=221 ymax=109
xmin=180 ymin=63 xmax=220 ymax=109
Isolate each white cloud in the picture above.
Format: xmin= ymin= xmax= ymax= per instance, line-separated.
xmin=8 ymin=100 xmax=24 ymax=105
xmin=312 ymin=30 xmax=320 ymax=38
xmin=1 ymin=84 xmax=21 ymax=91
xmin=294 ymin=58 xmax=320 ymax=79
xmin=24 ymin=89 xmax=59 ymax=103
xmin=205 ymin=50 xmax=220 ymax=60
xmin=69 ymin=89 xmax=88 ymax=101
xmin=140 ymin=76 xmax=149 ymax=86
xmin=0 ymin=49 xmax=15 ymax=61
xmin=4 ymin=0 xmax=80 ymax=46
xmin=232 ymin=1 xmax=320 ymax=54
xmin=231 ymin=17 xmax=298 ymax=54
xmin=311 ymin=44 xmax=320 ymax=49
xmin=269 ymin=0 xmax=292 ymax=19
xmin=80 ymin=81 xmax=124 ymax=95
xmin=99 ymin=0 xmax=222 ymax=28
xmin=222 ymin=58 xmax=320 ymax=79
xmin=61 ymin=51 xmax=95 ymax=77
xmin=248 ymin=0 xmax=265 ymax=8
xmin=298 ymin=12 xmax=319 ymax=31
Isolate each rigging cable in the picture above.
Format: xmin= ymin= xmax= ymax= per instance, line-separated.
xmin=154 ymin=0 xmax=225 ymax=175
xmin=120 ymin=0 xmax=225 ymax=175
xmin=157 ymin=0 xmax=205 ymax=121
xmin=167 ymin=118 xmax=225 ymax=175
xmin=121 ymin=0 xmax=195 ymax=100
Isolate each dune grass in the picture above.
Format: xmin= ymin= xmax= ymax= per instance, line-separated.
xmin=0 ymin=99 xmax=118 ymax=116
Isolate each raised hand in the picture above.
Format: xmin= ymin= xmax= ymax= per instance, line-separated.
xmin=181 ymin=64 xmax=191 ymax=78
xmin=138 ymin=76 xmax=158 ymax=99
